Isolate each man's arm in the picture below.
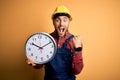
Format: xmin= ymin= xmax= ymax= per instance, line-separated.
xmin=73 ymin=51 xmax=84 ymax=75
xmin=72 ymin=35 xmax=84 ymax=74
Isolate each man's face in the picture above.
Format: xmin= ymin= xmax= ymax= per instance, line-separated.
xmin=53 ymin=16 xmax=70 ymax=37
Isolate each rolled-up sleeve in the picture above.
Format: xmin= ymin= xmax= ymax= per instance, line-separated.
xmin=73 ymin=51 xmax=84 ymax=75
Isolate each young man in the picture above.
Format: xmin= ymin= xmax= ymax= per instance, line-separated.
xmin=26 ymin=5 xmax=84 ymax=80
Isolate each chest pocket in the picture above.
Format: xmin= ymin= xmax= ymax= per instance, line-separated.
xmin=59 ymin=48 xmax=73 ymax=64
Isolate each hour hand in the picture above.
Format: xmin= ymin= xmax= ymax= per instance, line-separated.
xmin=32 ymin=43 xmax=43 ymax=49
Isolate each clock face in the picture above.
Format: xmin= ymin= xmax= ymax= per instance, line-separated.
xmin=25 ymin=32 xmax=57 ymax=64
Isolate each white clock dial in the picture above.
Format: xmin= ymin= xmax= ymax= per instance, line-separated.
xmin=25 ymin=32 xmax=57 ymax=64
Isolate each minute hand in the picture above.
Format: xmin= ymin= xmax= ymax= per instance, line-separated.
xmin=41 ymin=42 xmax=52 ymax=48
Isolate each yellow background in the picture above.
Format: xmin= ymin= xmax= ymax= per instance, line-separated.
xmin=0 ymin=0 xmax=120 ymax=80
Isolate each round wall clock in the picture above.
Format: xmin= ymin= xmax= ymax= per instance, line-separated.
xmin=25 ymin=32 xmax=57 ymax=64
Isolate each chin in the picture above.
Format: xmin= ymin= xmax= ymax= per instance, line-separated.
xmin=58 ymin=33 xmax=65 ymax=37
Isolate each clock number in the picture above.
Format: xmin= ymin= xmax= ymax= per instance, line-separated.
xmin=50 ymin=51 xmax=52 ymax=54
xmin=35 ymin=56 xmax=37 ymax=59
xmin=47 ymin=55 xmax=49 ymax=58
xmin=49 ymin=40 xmax=51 ymax=42
xmin=30 ymin=43 xmax=32 ymax=45
xmin=38 ymin=35 xmax=42 ymax=39
xmin=51 ymin=45 xmax=53 ymax=48
xmin=41 ymin=57 xmax=43 ymax=61
xmin=28 ymin=48 xmax=31 ymax=51
xmin=31 ymin=53 xmax=33 ymax=56
xmin=32 ymin=38 xmax=36 ymax=41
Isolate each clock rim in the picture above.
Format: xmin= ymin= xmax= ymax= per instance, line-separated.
xmin=24 ymin=32 xmax=57 ymax=64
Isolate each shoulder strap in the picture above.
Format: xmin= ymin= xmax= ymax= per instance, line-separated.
xmin=63 ymin=35 xmax=74 ymax=48
xmin=65 ymin=35 xmax=74 ymax=42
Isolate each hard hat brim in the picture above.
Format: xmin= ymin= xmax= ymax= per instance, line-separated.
xmin=52 ymin=13 xmax=72 ymax=21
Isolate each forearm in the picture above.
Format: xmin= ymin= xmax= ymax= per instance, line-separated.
xmin=34 ymin=64 xmax=43 ymax=69
xmin=73 ymin=51 xmax=84 ymax=75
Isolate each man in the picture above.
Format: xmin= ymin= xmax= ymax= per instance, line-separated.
xmin=26 ymin=5 xmax=84 ymax=80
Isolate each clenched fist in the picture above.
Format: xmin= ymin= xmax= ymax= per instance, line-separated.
xmin=72 ymin=35 xmax=82 ymax=48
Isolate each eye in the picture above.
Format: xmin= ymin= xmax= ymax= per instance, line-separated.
xmin=63 ymin=17 xmax=69 ymax=22
xmin=55 ymin=18 xmax=60 ymax=22
xmin=63 ymin=19 xmax=67 ymax=22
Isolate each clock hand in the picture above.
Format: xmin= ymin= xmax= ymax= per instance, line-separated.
xmin=32 ymin=43 xmax=43 ymax=49
xmin=41 ymin=41 xmax=52 ymax=48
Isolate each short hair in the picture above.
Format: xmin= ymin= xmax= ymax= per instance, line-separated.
xmin=52 ymin=13 xmax=70 ymax=20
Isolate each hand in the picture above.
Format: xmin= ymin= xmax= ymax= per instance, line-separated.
xmin=73 ymin=35 xmax=82 ymax=48
xmin=32 ymin=43 xmax=43 ymax=49
xmin=26 ymin=57 xmax=36 ymax=66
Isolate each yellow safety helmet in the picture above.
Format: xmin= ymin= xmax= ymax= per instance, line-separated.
xmin=52 ymin=5 xmax=72 ymax=21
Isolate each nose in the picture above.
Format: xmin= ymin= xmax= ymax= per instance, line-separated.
xmin=60 ymin=20 xmax=63 ymax=26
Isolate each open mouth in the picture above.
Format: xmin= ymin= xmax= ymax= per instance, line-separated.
xmin=59 ymin=27 xmax=65 ymax=33
xmin=57 ymin=27 xmax=65 ymax=36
